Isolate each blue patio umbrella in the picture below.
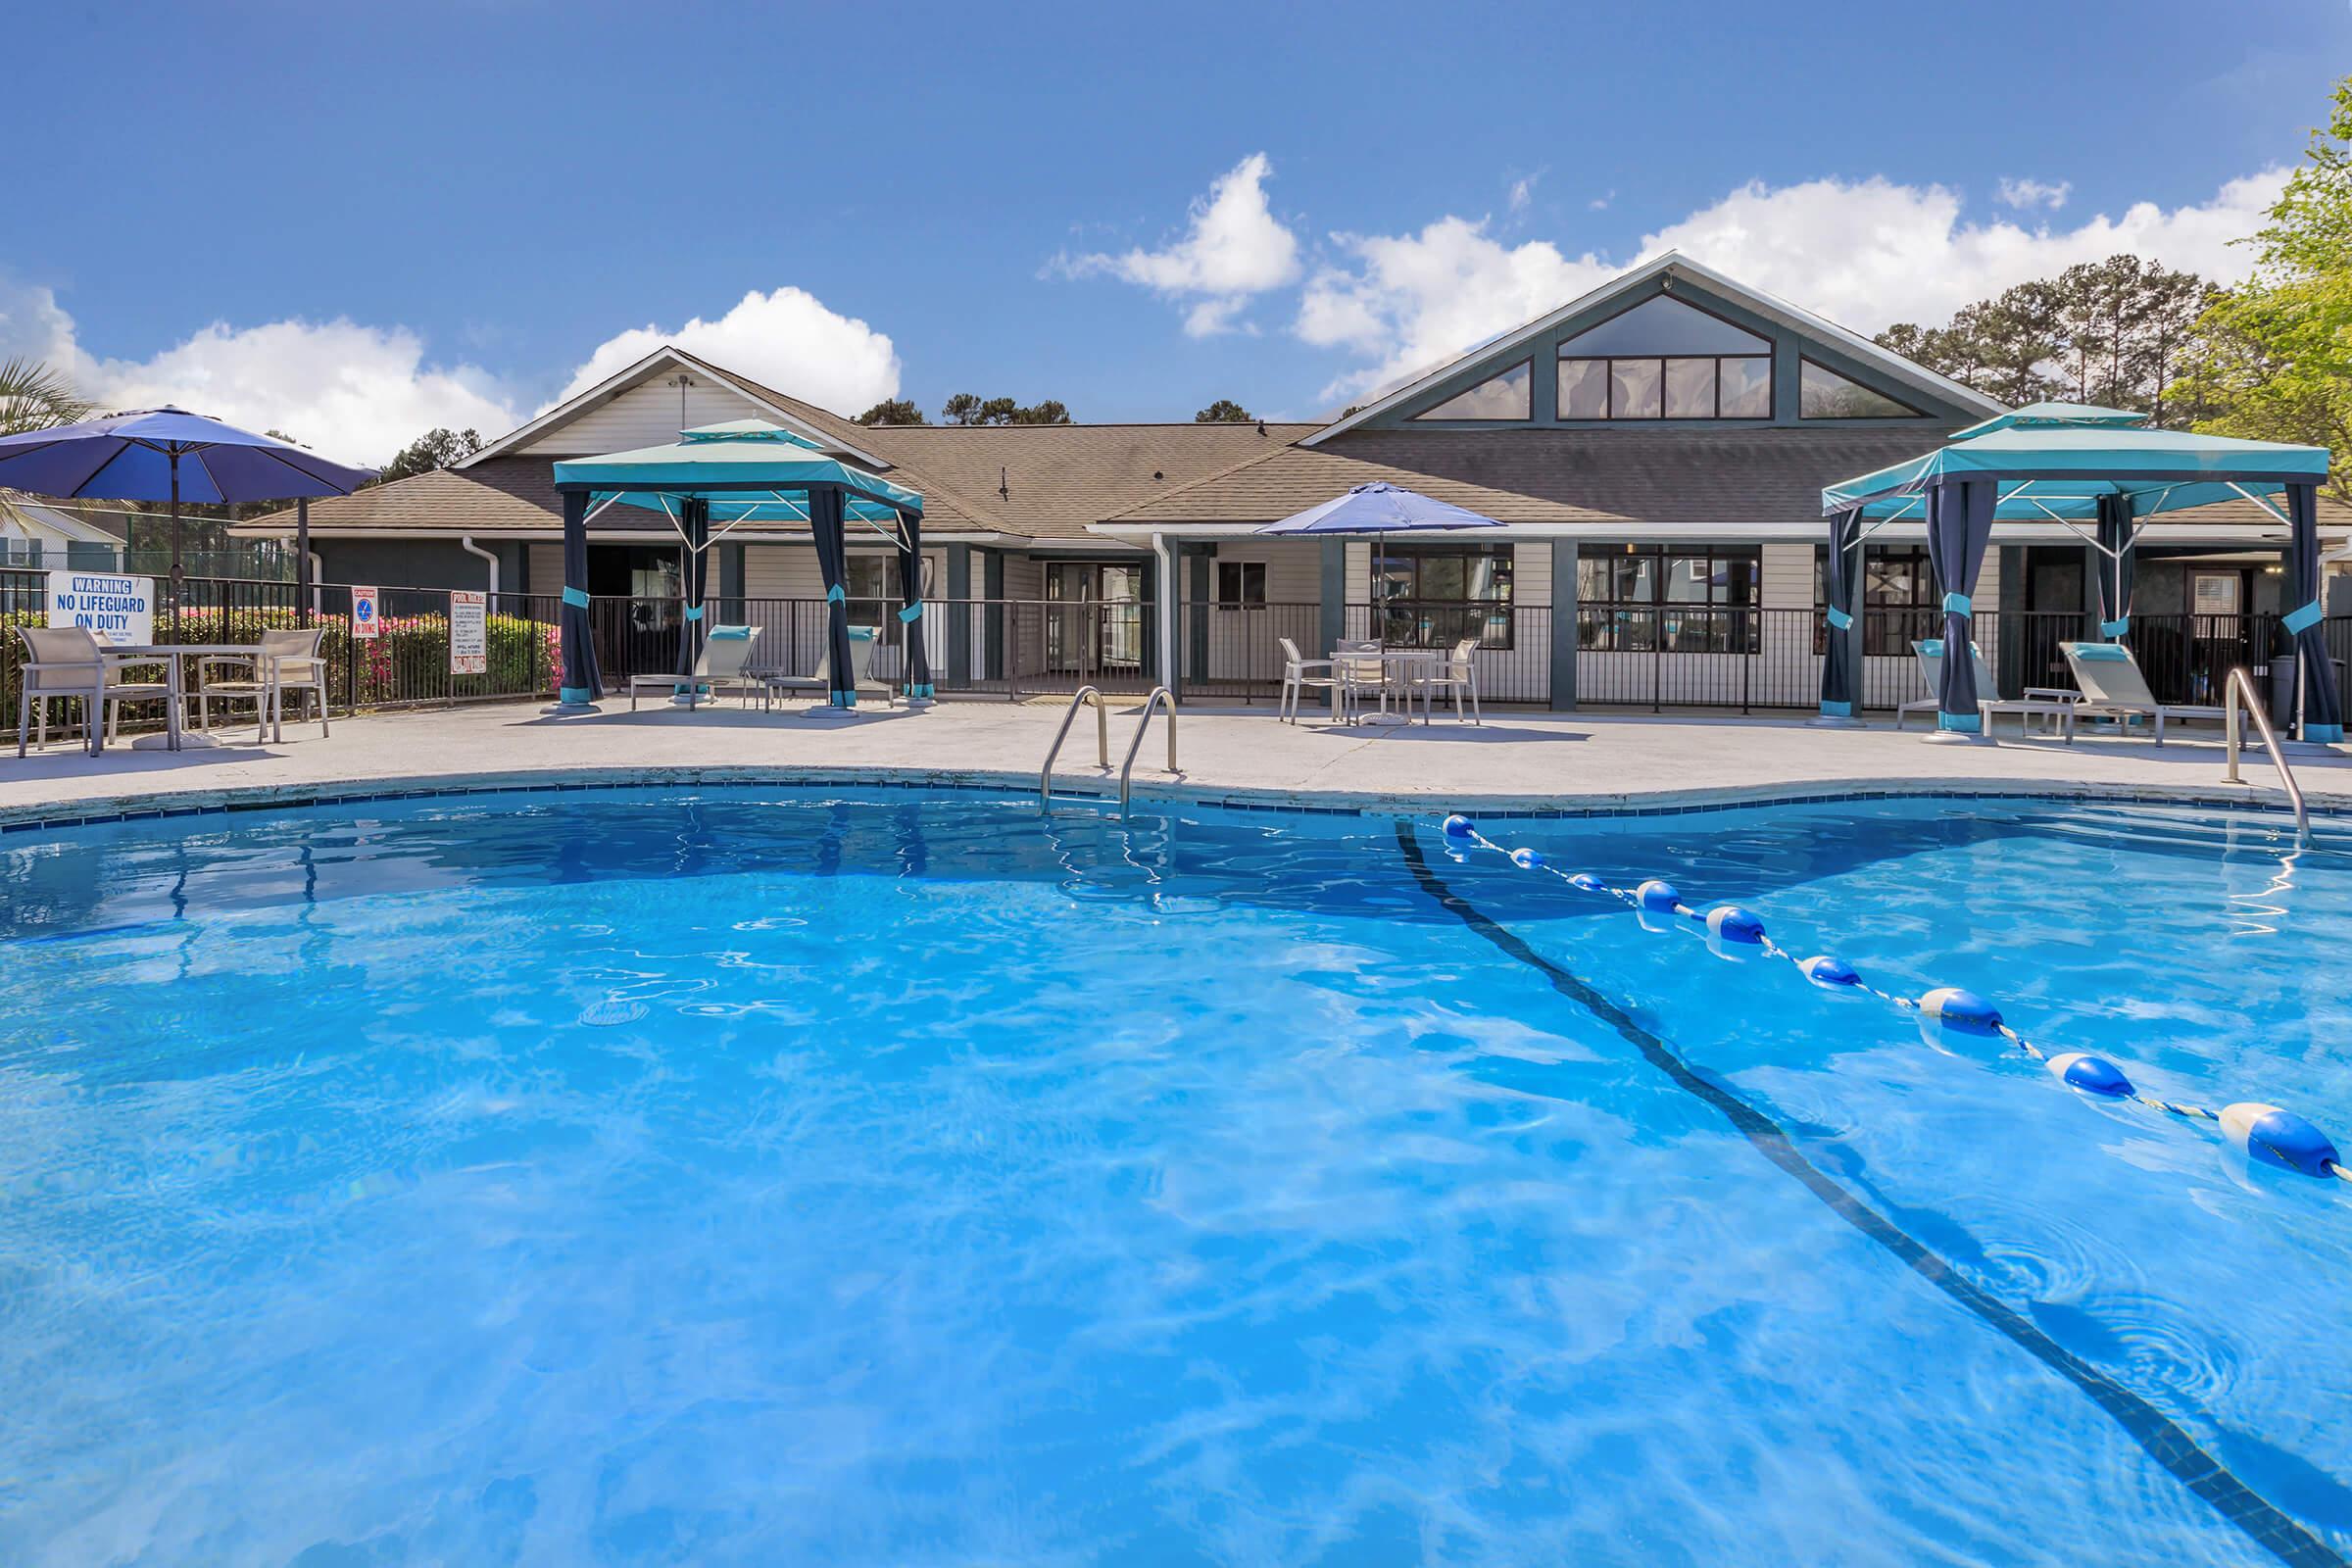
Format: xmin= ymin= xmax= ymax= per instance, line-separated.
xmin=0 ymin=406 xmax=374 ymax=636
xmin=1257 ymin=482 xmax=1503 ymax=646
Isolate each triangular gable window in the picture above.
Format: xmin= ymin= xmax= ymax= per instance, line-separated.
xmin=1411 ymin=360 xmax=1531 ymax=421
xmin=1557 ymin=294 xmax=1769 ymax=357
xmin=1799 ymin=359 xmax=1922 ymax=418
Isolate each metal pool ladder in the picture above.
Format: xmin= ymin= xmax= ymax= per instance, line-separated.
xmin=1040 ymin=686 xmax=1109 ymax=809
xmin=2222 ymin=666 xmax=2311 ymax=847
xmin=1118 ymin=687 xmax=1178 ymax=814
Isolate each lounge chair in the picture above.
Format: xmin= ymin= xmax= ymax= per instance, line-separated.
xmin=627 ymin=624 xmax=765 ymax=710
xmin=197 ymin=626 xmax=329 ymax=739
xmin=15 ymin=624 xmax=176 ymax=757
xmin=1898 ymin=639 xmax=2078 ymax=741
xmin=1276 ymin=636 xmax=1340 ymax=724
xmin=768 ymin=624 xmax=896 ymax=709
xmin=2061 ymin=640 xmax=2227 ymax=742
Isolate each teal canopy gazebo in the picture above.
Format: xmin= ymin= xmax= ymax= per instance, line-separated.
xmin=550 ymin=420 xmax=929 ymax=710
xmin=1819 ymin=404 xmax=2338 ymax=742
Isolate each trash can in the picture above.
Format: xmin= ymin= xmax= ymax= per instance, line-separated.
xmin=2268 ymin=658 xmax=2297 ymax=727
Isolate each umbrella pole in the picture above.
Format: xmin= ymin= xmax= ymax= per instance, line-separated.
xmin=170 ymin=458 xmax=183 ymax=644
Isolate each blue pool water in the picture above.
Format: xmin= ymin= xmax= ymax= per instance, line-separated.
xmin=2 ymin=788 xmax=2349 ymax=1565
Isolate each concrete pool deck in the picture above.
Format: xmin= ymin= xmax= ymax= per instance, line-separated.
xmin=4 ymin=697 xmax=2349 ymax=828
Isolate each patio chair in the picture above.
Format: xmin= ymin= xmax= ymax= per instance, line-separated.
xmin=1276 ymin=636 xmax=1340 ymax=724
xmin=1899 ymin=639 xmax=2078 ymax=741
xmin=768 ymin=624 xmax=897 ymax=709
xmin=626 ymin=624 xmax=765 ymax=711
xmin=197 ymin=627 xmax=329 ymax=739
xmin=1416 ymin=637 xmax=1483 ymax=724
xmin=1331 ymin=646 xmax=1390 ymax=725
xmin=2061 ymin=641 xmax=2227 ymax=742
xmin=15 ymin=624 xmax=175 ymax=757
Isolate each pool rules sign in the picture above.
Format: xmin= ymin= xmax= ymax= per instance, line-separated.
xmin=46 ymin=570 xmax=153 ymax=647
xmin=450 ymin=591 xmax=487 ymax=674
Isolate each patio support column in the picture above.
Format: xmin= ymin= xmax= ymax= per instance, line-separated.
xmin=2093 ymin=495 xmax=2135 ymax=641
xmin=2285 ymin=480 xmax=2343 ymax=742
xmin=896 ymin=508 xmax=933 ymax=700
xmin=1550 ymin=540 xmax=1578 ymax=710
xmin=673 ymin=497 xmax=710 ymax=703
xmin=1186 ymin=547 xmax=1210 ymax=686
xmin=296 ymin=498 xmax=312 ymax=628
xmin=946 ymin=545 xmax=972 ymax=689
xmin=1925 ymin=478 xmax=1995 ymax=733
xmin=983 ymin=550 xmax=1004 ymax=681
xmin=1318 ymin=539 xmax=1347 ymax=657
xmin=549 ymin=487 xmax=602 ymax=712
xmin=810 ymin=485 xmax=857 ymax=709
xmin=1819 ymin=507 xmax=1864 ymax=720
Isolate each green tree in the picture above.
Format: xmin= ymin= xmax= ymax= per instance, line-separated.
xmin=1195 ymin=399 xmax=1253 ymax=422
xmin=2173 ymin=76 xmax=2352 ymax=500
xmin=374 ymin=426 xmax=485 ymax=485
xmin=0 ymin=358 xmax=92 ymax=436
xmin=941 ymin=393 xmax=1073 ymax=425
xmin=855 ymin=398 xmax=927 ymax=425
xmin=1879 ymin=260 xmax=2215 ymax=424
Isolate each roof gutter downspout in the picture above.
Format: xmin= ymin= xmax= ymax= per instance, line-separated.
xmin=1152 ymin=531 xmax=1175 ymax=694
xmin=460 ymin=534 xmax=500 ymax=597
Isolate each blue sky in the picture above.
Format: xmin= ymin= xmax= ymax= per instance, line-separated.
xmin=2 ymin=0 xmax=2343 ymax=461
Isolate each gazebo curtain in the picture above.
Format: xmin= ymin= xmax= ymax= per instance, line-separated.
xmin=673 ymin=497 xmax=710 ymax=698
xmin=810 ymin=486 xmax=857 ymax=708
xmin=895 ymin=508 xmax=933 ymax=700
xmin=557 ymin=489 xmax=602 ymax=706
xmin=2287 ymin=482 xmax=2343 ymax=742
xmin=2094 ymin=494 xmax=2135 ymax=640
xmin=1924 ymin=477 xmax=1996 ymax=732
xmin=1820 ymin=507 xmax=1863 ymax=717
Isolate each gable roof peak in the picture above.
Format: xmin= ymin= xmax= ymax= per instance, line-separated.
xmin=1301 ymin=252 xmax=1998 ymax=446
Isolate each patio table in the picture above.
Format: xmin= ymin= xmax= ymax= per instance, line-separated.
xmin=1329 ymin=647 xmax=1439 ymax=725
xmin=107 ymin=644 xmax=288 ymax=751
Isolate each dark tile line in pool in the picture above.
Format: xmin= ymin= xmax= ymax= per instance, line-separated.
xmin=1 ymin=775 xmax=2339 ymax=838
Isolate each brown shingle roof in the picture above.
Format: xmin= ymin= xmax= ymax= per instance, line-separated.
xmin=1105 ymin=425 xmax=2352 ymax=532
xmin=851 ymin=421 xmax=1318 ymax=540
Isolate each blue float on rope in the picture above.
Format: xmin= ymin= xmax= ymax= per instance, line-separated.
xmin=1919 ymin=987 xmax=2002 ymax=1035
xmin=2221 ymin=1102 xmax=2341 ymax=1178
xmin=1800 ymin=955 xmax=1859 ymax=988
xmin=1569 ymin=873 xmax=1607 ymax=893
xmin=1443 ymin=814 xmax=1476 ymax=839
xmin=2046 ymin=1052 xmax=2133 ymax=1098
xmin=1636 ymin=879 xmax=1682 ymax=912
xmin=1706 ymin=906 xmax=1766 ymax=945
xmin=1510 ymin=847 xmax=1545 ymax=869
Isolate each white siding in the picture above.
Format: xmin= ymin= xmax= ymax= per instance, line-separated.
xmin=1760 ymin=543 xmax=1813 ymax=610
xmin=518 ymin=379 xmax=785 ymax=456
xmin=526 ymin=543 xmax=563 ymax=597
xmin=736 ymin=544 xmax=947 ymax=680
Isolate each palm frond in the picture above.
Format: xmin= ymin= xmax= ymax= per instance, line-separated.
xmin=0 ymin=358 xmax=94 ymax=437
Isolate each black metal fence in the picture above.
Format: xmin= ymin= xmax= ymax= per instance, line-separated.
xmin=9 ymin=567 xmax=2352 ymax=730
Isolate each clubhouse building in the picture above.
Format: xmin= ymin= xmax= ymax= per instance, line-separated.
xmin=242 ymin=255 xmax=2344 ymax=712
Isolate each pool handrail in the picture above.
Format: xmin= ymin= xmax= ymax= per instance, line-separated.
xmin=1118 ymin=687 xmax=1178 ymax=815
xmin=1040 ymin=685 xmax=1109 ymax=809
xmin=2222 ymin=665 xmax=2310 ymax=847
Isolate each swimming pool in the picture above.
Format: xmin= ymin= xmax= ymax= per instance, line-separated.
xmin=1 ymin=787 xmax=2346 ymax=1565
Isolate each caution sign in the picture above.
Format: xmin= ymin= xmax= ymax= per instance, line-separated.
xmin=47 ymin=571 xmax=154 ymax=646
xmin=352 ymin=586 xmax=381 ymax=640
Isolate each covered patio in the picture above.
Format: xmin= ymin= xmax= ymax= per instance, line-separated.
xmin=1819 ymin=403 xmax=2341 ymax=741
xmin=549 ymin=421 xmax=930 ymax=711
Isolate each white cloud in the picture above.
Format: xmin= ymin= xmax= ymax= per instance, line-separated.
xmin=1507 ymin=174 xmax=1538 ymax=215
xmin=0 ymin=276 xmax=518 ymax=467
xmin=1296 ymin=169 xmax=2288 ymax=404
xmin=551 ymin=286 xmax=901 ymax=417
xmin=1996 ymin=176 xmax=2072 ymax=211
xmin=0 ymin=277 xmax=902 ymax=468
xmin=1060 ymin=152 xmax=1301 ymax=337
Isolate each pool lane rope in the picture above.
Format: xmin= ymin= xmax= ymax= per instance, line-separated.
xmin=1398 ymin=824 xmax=2348 ymax=1568
xmin=1446 ymin=814 xmax=2349 ymax=1185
